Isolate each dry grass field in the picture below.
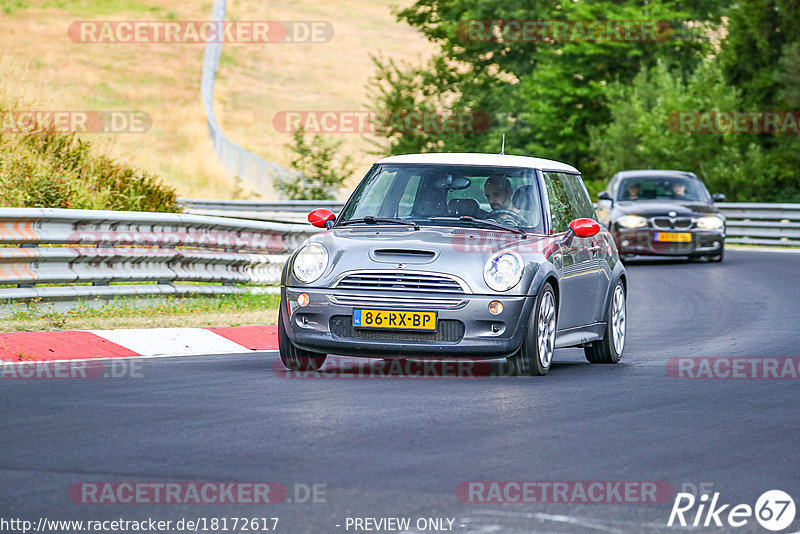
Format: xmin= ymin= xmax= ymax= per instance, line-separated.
xmin=0 ymin=0 xmax=433 ymax=198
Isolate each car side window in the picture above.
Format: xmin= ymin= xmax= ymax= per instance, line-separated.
xmin=561 ymin=173 xmax=596 ymax=220
xmin=543 ymin=172 xmax=578 ymax=233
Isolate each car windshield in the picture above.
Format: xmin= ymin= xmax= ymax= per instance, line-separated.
xmin=338 ymin=164 xmax=545 ymax=232
xmin=617 ymin=176 xmax=710 ymax=202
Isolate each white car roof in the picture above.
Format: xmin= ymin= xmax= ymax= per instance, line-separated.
xmin=375 ymin=153 xmax=579 ymax=173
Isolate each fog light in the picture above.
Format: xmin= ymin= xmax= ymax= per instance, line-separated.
xmin=298 ymin=293 xmax=310 ymax=307
xmin=491 ymin=323 xmax=501 ymax=333
xmin=488 ymin=301 xmax=503 ymax=315
xmin=622 ymin=240 xmax=630 ymax=247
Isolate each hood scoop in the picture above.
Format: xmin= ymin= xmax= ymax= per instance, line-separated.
xmin=370 ymin=248 xmax=437 ymax=264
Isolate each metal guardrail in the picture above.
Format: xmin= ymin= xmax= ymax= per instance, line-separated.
xmin=179 ymin=198 xmax=346 ymax=224
xmin=717 ymin=203 xmax=800 ymax=246
xmin=202 ymin=0 xmax=288 ymax=196
xmin=2 ymin=202 xmax=792 ymax=305
xmin=0 ymin=208 xmax=318 ymax=303
xmin=179 ymin=199 xmax=800 ymax=246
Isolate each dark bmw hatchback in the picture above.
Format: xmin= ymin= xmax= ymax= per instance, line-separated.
xmin=595 ymin=170 xmax=726 ymax=262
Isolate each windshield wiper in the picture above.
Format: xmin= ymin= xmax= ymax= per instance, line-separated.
xmin=430 ymin=216 xmax=527 ymax=237
xmin=339 ymin=216 xmax=419 ymax=230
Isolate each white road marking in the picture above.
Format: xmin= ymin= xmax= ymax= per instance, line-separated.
xmin=90 ymin=327 xmax=249 ymax=356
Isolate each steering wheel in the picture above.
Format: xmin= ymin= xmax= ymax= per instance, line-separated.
xmin=486 ymin=209 xmax=528 ymax=226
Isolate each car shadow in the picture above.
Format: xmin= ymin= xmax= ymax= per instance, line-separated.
xmin=268 ymin=355 xmax=605 ymax=379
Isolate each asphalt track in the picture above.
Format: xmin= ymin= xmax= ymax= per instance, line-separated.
xmin=1 ymin=249 xmax=799 ymax=534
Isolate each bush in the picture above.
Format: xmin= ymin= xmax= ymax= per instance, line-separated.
xmin=586 ymin=60 xmax=791 ymax=202
xmin=0 ymin=111 xmax=179 ymax=212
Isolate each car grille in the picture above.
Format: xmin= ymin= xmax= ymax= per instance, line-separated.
xmin=329 ymin=316 xmax=465 ymax=342
xmin=333 ymin=271 xmax=466 ymax=293
xmin=652 ymin=217 xmax=694 ymax=229
xmin=327 ymin=294 xmax=466 ymax=309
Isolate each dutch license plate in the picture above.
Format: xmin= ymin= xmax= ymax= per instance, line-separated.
xmin=654 ymin=232 xmax=692 ymax=243
xmin=353 ymin=309 xmax=437 ymax=331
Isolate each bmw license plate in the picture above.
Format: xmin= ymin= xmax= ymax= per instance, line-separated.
xmin=353 ymin=309 xmax=437 ymax=331
xmin=654 ymin=232 xmax=692 ymax=243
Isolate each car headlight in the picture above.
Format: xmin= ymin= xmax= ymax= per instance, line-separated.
xmin=617 ymin=215 xmax=648 ymax=229
xmin=292 ymin=243 xmax=329 ymax=283
xmin=483 ymin=250 xmax=524 ymax=292
xmin=697 ymin=216 xmax=724 ymax=230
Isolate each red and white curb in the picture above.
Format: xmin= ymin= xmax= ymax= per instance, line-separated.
xmin=0 ymin=325 xmax=278 ymax=362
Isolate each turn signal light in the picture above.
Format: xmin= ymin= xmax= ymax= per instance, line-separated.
xmin=488 ymin=301 xmax=503 ymax=315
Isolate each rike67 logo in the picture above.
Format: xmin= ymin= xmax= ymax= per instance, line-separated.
xmin=668 ymin=490 xmax=796 ymax=531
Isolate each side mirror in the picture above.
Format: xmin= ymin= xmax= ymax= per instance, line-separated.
xmin=568 ymin=218 xmax=601 ymax=238
xmin=308 ymin=208 xmax=336 ymax=229
xmin=712 ymin=193 xmax=726 ymax=202
xmin=597 ymin=191 xmax=613 ymax=202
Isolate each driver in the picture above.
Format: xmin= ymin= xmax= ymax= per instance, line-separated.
xmin=484 ymin=175 xmax=514 ymax=211
xmin=624 ymin=182 xmax=640 ymax=200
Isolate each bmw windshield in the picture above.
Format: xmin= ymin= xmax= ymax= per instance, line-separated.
xmin=338 ymin=164 xmax=546 ymax=232
xmin=617 ymin=176 xmax=711 ymax=202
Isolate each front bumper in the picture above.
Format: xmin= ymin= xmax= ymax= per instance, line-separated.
xmin=282 ymin=287 xmax=535 ymax=358
xmin=613 ymin=228 xmax=724 ymax=256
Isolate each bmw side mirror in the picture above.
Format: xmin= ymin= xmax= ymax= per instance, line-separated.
xmin=308 ymin=208 xmax=336 ymax=229
xmin=568 ymin=218 xmax=601 ymax=238
xmin=597 ymin=191 xmax=612 ymax=202
xmin=712 ymin=193 xmax=726 ymax=202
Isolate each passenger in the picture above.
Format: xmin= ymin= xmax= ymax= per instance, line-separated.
xmin=671 ymin=182 xmax=690 ymax=200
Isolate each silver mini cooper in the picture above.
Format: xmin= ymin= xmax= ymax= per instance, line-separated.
xmin=279 ymin=153 xmax=627 ymax=376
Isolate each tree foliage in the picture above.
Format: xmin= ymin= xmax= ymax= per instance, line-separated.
xmin=587 ymin=61 xmax=784 ymax=201
xmin=276 ymin=129 xmax=354 ymax=200
xmin=369 ymin=0 xmax=799 ymax=201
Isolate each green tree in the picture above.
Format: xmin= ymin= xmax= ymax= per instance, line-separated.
xmin=718 ymin=0 xmax=800 ymax=199
xmin=275 ymin=129 xmax=354 ymax=200
xmin=370 ymin=0 xmax=723 ymax=174
xmin=587 ymin=60 xmax=785 ymax=201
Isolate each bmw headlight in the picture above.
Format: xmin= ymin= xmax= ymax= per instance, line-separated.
xmin=697 ymin=216 xmax=724 ymax=230
xmin=617 ymin=215 xmax=648 ymax=229
xmin=292 ymin=243 xmax=329 ymax=283
xmin=483 ymin=250 xmax=524 ymax=292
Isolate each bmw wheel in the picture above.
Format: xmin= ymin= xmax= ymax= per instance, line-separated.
xmin=507 ymin=282 xmax=557 ymax=376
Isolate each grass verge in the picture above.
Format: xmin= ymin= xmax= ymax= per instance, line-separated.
xmin=1 ymin=293 xmax=280 ymax=332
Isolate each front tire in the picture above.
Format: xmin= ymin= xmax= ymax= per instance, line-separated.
xmin=709 ymin=245 xmax=724 ymax=263
xmin=278 ymin=301 xmax=327 ymax=371
xmin=585 ymin=281 xmax=626 ymax=364
xmin=507 ymin=282 xmax=557 ymax=376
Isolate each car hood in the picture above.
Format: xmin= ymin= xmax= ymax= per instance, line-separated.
xmin=614 ymin=201 xmax=721 ymax=218
xmin=288 ymin=225 xmax=555 ymax=294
